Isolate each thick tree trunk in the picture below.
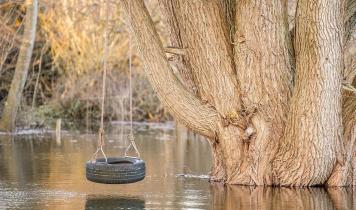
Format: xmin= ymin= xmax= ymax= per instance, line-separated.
xmin=0 ymin=0 xmax=38 ymax=132
xmin=327 ymin=87 xmax=356 ymax=186
xmin=327 ymin=13 xmax=356 ymax=185
xmin=273 ymin=0 xmax=344 ymax=186
xmin=156 ymin=0 xmax=246 ymax=183
xmin=122 ymin=0 xmax=354 ymax=186
xmin=233 ymin=0 xmax=293 ymax=185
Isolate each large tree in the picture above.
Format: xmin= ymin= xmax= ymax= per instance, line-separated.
xmin=0 ymin=0 xmax=38 ymax=132
xmin=121 ymin=0 xmax=356 ymax=186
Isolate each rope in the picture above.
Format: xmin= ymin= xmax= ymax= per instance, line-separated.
xmin=91 ymin=0 xmax=140 ymax=160
xmin=129 ymin=0 xmax=133 ymax=135
xmin=91 ymin=0 xmax=110 ymax=163
xmin=125 ymin=1 xmax=140 ymax=158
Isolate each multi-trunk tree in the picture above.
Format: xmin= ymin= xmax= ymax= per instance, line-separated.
xmin=121 ymin=0 xmax=355 ymax=186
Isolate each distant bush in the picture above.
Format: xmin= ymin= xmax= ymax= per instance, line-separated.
xmin=0 ymin=0 xmax=170 ymax=126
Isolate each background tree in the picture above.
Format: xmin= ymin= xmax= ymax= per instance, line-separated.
xmin=121 ymin=0 xmax=356 ymax=186
xmin=0 ymin=0 xmax=38 ymax=132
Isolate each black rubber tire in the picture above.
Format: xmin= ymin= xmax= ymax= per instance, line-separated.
xmin=86 ymin=157 xmax=145 ymax=184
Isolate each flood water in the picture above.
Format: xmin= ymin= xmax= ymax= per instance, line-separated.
xmin=0 ymin=122 xmax=354 ymax=210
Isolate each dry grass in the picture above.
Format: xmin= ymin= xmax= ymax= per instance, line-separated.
xmin=38 ymin=0 xmax=167 ymax=121
xmin=40 ymin=0 xmax=128 ymax=76
xmin=0 ymin=0 xmax=170 ymax=124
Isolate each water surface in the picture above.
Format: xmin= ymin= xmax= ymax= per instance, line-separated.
xmin=0 ymin=122 xmax=354 ymax=209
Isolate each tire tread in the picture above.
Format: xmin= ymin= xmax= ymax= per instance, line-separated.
xmin=86 ymin=157 xmax=146 ymax=184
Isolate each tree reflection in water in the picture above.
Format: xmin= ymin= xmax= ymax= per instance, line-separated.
xmin=211 ymin=183 xmax=354 ymax=210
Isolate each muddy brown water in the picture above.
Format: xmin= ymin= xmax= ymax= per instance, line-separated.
xmin=0 ymin=122 xmax=354 ymax=210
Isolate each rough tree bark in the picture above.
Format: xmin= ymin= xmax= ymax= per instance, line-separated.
xmin=121 ymin=0 xmax=355 ymax=186
xmin=120 ymin=0 xmax=219 ymax=139
xmin=0 ymin=0 xmax=38 ymax=132
xmin=159 ymin=0 xmax=245 ymax=184
xmin=233 ymin=0 xmax=293 ymax=185
xmin=273 ymin=0 xmax=344 ymax=186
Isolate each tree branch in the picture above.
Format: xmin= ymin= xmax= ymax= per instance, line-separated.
xmin=164 ymin=46 xmax=186 ymax=56
xmin=120 ymin=0 xmax=219 ymax=139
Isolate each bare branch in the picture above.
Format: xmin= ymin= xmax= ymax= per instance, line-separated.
xmin=164 ymin=46 xmax=186 ymax=56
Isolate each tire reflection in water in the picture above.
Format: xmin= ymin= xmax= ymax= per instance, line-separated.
xmin=85 ymin=195 xmax=145 ymax=210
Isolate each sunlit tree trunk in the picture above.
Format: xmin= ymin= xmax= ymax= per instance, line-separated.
xmin=121 ymin=0 xmax=355 ymax=186
xmin=232 ymin=0 xmax=293 ymax=185
xmin=0 ymin=0 xmax=38 ymax=132
xmin=324 ymin=0 xmax=356 ymax=187
xmin=273 ymin=0 xmax=344 ymax=186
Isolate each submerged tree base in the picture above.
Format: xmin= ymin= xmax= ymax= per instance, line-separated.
xmin=120 ymin=0 xmax=356 ymax=187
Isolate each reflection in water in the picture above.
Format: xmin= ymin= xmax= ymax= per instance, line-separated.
xmin=0 ymin=123 xmax=355 ymax=209
xmin=211 ymin=184 xmax=355 ymax=210
xmin=85 ymin=195 xmax=145 ymax=210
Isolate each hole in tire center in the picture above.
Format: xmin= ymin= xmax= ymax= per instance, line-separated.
xmin=108 ymin=160 xmax=133 ymax=165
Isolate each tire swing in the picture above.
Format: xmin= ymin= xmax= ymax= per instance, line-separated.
xmin=86 ymin=0 xmax=145 ymax=184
